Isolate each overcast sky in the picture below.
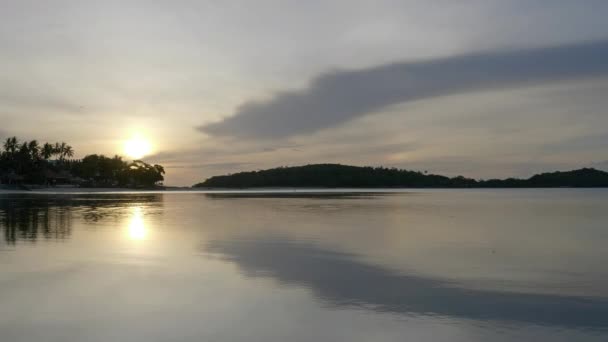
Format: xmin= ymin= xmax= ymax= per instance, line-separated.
xmin=2 ymin=0 xmax=608 ymax=185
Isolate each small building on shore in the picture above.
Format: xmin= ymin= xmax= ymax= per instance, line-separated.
xmin=43 ymin=170 xmax=83 ymax=186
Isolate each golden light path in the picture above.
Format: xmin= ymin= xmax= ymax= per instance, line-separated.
xmin=128 ymin=207 xmax=147 ymax=240
xmin=124 ymin=135 xmax=152 ymax=160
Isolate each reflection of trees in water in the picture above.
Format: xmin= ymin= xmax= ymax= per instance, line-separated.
xmin=1 ymin=202 xmax=72 ymax=243
xmin=0 ymin=194 xmax=163 ymax=244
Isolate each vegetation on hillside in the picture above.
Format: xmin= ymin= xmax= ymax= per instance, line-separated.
xmin=0 ymin=136 xmax=165 ymax=188
xmin=193 ymin=164 xmax=608 ymax=188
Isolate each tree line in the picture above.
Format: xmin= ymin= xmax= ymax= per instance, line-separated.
xmin=0 ymin=136 xmax=165 ymax=188
xmin=194 ymin=164 xmax=608 ymax=188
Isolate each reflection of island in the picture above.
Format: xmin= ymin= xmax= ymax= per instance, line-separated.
xmin=204 ymin=192 xmax=380 ymax=199
xmin=205 ymin=236 xmax=608 ymax=330
xmin=0 ymin=194 xmax=163 ymax=244
xmin=194 ymin=164 xmax=608 ymax=188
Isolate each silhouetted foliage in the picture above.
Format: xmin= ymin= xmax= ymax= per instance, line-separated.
xmin=70 ymin=154 xmax=164 ymax=187
xmin=193 ymin=164 xmax=608 ymax=188
xmin=0 ymin=136 xmax=165 ymax=188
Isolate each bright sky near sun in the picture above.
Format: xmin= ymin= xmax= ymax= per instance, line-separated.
xmin=124 ymin=135 xmax=152 ymax=160
xmin=2 ymin=1 xmax=608 ymax=185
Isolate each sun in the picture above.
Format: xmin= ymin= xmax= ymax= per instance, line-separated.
xmin=124 ymin=135 xmax=151 ymax=160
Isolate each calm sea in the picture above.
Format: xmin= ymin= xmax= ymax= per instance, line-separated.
xmin=1 ymin=189 xmax=607 ymax=341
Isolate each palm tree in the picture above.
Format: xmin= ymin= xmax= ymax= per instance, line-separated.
xmin=63 ymin=144 xmax=74 ymax=159
xmin=54 ymin=142 xmax=62 ymax=159
xmin=27 ymin=140 xmax=40 ymax=161
xmin=3 ymin=137 xmax=18 ymax=154
xmin=18 ymin=142 xmax=29 ymax=155
xmin=41 ymin=143 xmax=55 ymax=160
xmin=55 ymin=142 xmax=70 ymax=161
xmin=15 ymin=142 xmax=31 ymax=174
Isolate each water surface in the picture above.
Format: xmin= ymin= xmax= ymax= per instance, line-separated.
xmin=1 ymin=189 xmax=607 ymax=341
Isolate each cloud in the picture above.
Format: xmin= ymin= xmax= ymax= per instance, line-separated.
xmin=199 ymin=40 xmax=608 ymax=140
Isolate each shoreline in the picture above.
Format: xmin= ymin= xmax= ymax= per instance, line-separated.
xmin=1 ymin=187 xmax=608 ymax=195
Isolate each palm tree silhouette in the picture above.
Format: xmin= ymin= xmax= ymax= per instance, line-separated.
xmin=27 ymin=140 xmax=40 ymax=161
xmin=3 ymin=137 xmax=18 ymax=154
xmin=63 ymin=144 xmax=74 ymax=159
xmin=41 ymin=143 xmax=55 ymax=160
xmin=55 ymin=142 xmax=74 ymax=161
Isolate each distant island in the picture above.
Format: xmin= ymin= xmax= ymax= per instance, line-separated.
xmin=0 ymin=136 xmax=165 ymax=189
xmin=193 ymin=164 xmax=608 ymax=188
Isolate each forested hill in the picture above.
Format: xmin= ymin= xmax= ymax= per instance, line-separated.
xmin=193 ymin=164 xmax=608 ymax=188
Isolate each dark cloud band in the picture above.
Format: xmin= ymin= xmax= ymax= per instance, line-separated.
xmin=199 ymin=40 xmax=608 ymax=139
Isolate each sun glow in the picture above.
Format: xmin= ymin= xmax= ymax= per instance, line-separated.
xmin=124 ymin=135 xmax=151 ymax=160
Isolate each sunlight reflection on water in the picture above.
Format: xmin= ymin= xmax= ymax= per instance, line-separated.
xmin=127 ymin=207 xmax=147 ymax=241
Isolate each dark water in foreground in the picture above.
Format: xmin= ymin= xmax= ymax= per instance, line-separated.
xmin=1 ymin=190 xmax=608 ymax=341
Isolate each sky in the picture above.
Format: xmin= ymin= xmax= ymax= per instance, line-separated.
xmin=1 ymin=0 xmax=608 ymax=185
